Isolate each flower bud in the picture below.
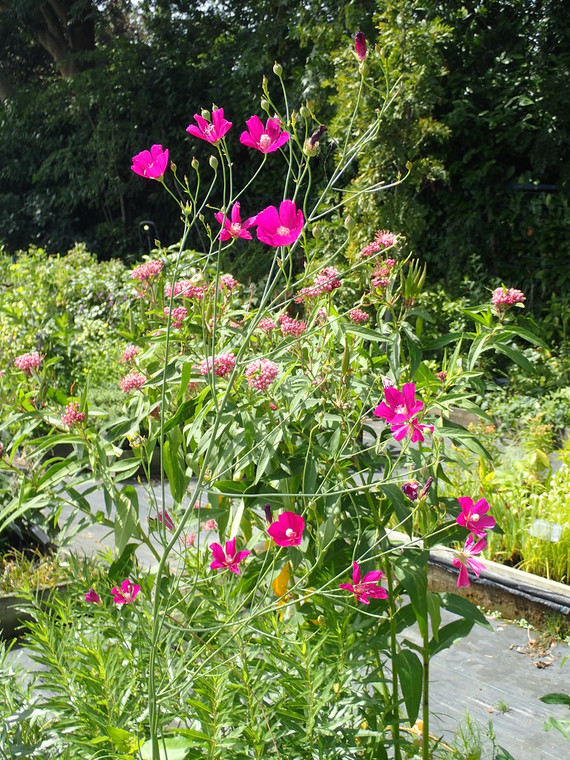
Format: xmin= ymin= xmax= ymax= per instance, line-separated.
xmin=312 ymin=224 xmax=321 ymax=239
xmin=344 ymin=215 xmax=355 ymax=231
xmin=299 ymin=105 xmax=311 ymax=119
xmin=263 ymin=503 xmax=273 ymax=524
xmin=209 ymin=155 xmax=218 ymax=170
xmin=355 ymin=31 xmax=367 ymax=61
xmin=170 ymin=161 xmax=177 ymax=173
xmin=201 ymin=109 xmax=210 ymax=120
xmin=191 ymin=157 xmax=199 ymax=171
xmin=261 ymin=98 xmax=271 ymax=112
xmin=359 ymin=60 xmax=369 ymax=76
xmin=273 ymin=61 xmax=283 ymax=77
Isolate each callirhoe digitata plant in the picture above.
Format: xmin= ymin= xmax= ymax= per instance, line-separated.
xmin=0 ymin=32 xmax=541 ymax=760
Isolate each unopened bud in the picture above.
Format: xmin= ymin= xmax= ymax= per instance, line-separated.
xmin=191 ymin=157 xmax=199 ymax=171
xmin=209 ymin=155 xmax=218 ymax=170
xmin=419 ymin=476 xmax=434 ymax=500
xmin=312 ymin=224 xmax=321 ymax=239
xmin=355 ymin=31 xmax=367 ymax=61
xmin=299 ymin=105 xmax=310 ymax=119
xmin=170 ymin=161 xmax=177 ymax=173
xmin=273 ymin=62 xmax=283 ymax=77
xmin=201 ymin=109 xmax=210 ymax=120
xmin=263 ymin=503 xmax=273 ymax=524
xmin=261 ymin=98 xmax=271 ymax=112
xmin=344 ymin=215 xmax=355 ymax=231
xmin=359 ymin=60 xmax=369 ymax=76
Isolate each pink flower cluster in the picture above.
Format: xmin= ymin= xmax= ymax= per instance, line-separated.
xmin=279 ymin=315 xmax=306 ymax=338
xmin=121 ymin=345 xmax=140 ymax=363
xmin=258 ymin=317 xmax=277 ymax=334
xmin=371 ymin=259 xmax=396 ymax=290
xmin=165 ymin=280 xmax=205 ymax=300
xmin=349 ymin=308 xmax=369 ymax=324
xmin=339 ymin=561 xmax=388 ymax=605
xmin=61 ymin=401 xmax=86 ymax=427
xmin=120 ymin=371 xmax=146 ymax=393
xmin=84 ymin=578 xmax=141 ymax=606
xmin=360 ymin=230 xmax=398 ymax=259
xmin=14 ymin=351 xmax=42 ymax=375
xmin=491 ymin=287 xmax=526 ymax=311
xmin=453 ymin=497 xmax=496 ymax=587
xmin=245 ymin=359 xmax=279 ymax=391
xmin=131 ymin=260 xmax=163 ymax=282
xmin=163 ymin=306 xmax=188 ymax=328
xmin=198 ymin=352 xmax=236 ymax=378
xmin=373 ymin=382 xmax=434 ymax=443
xmin=295 ymin=267 xmax=342 ymax=301
xmin=201 ymin=519 xmax=218 ymax=532
xmin=220 ymin=274 xmax=237 ymax=291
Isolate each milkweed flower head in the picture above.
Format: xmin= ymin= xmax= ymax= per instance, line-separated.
xmin=349 ymin=308 xmax=369 ymax=324
xmin=220 ymin=274 xmax=237 ymax=291
xmin=186 ymin=108 xmax=232 ymax=144
xmin=240 ymin=115 xmax=290 ymax=154
xmin=131 ymin=144 xmax=169 ymax=180
xmin=255 ymin=200 xmax=304 ymax=247
xmin=130 ymin=260 xmax=163 ymax=282
xmin=121 ymin=344 xmax=140 ymax=363
xmin=163 ymin=306 xmax=188 ymax=328
xmin=111 ymin=578 xmax=141 ymax=605
xmin=354 ymin=31 xmax=367 ymax=61
xmin=245 ymin=358 xmax=279 ymax=391
xmin=268 ymin=511 xmax=305 ymax=546
xmin=201 ymin=519 xmax=218 ymax=532
xmin=215 ymin=203 xmax=256 ymax=241
xmin=453 ymin=535 xmax=487 ymax=587
xmin=339 ymin=561 xmax=388 ymax=604
xmin=258 ymin=317 xmax=277 ymax=334
xmin=14 ymin=351 xmax=42 ymax=375
xmin=210 ymin=537 xmax=251 ymax=575
xmin=373 ymin=382 xmax=433 ymax=443
xmin=61 ymin=401 xmax=86 ymax=427
xmin=198 ymin=352 xmax=236 ymax=378
xmin=491 ymin=286 xmax=526 ymax=312
xmin=280 ymin=315 xmax=306 ymax=338
xmin=120 ymin=371 xmax=146 ymax=393
xmin=295 ymin=267 xmax=341 ymax=301
xmin=165 ymin=280 xmax=205 ymax=300
xmin=456 ymin=496 xmax=496 ymax=538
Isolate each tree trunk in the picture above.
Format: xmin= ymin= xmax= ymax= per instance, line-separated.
xmin=0 ymin=69 xmax=14 ymax=102
xmin=36 ymin=0 xmax=96 ymax=77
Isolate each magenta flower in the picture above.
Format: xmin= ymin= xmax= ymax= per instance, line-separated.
xmin=156 ymin=509 xmax=175 ymax=532
xmin=268 ymin=511 xmax=305 ymax=547
xmin=457 ymin=496 xmax=495 ymax=538
xmin=240 ymin=115 xmax=290 ymax=154
xmin=255 ymin=200 xmax=304 ymax=247
xmin=214 ymin=203 xmax=256 ymax=241
xmin=111 ymin=579 xmax=141 ymax=605
xmin=186 ymin=108 xmax=232 ymax=144
xmin=355 ymin=31 xmax=367 ymax=61
xmin=339 ymin=561 xmax=388 ymax=604
xmin=84 ymin=589 xmax=101 ymax=604
xmin=401 ymin=480 xmax=420 ymax=500
xmin=131 ymin=144 xmax=169 ymax=180
xmin=373 ymin=382 xmax=433 ymax=443
xmin=453 ymin=535 xmax=487 ymax=587
xmin=210 ymin=537 xmax=251 ymax=575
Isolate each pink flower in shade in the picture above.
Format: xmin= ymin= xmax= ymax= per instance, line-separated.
xmin=280 ymin=315 xmax=306 ymax=338
xmin=120 ymin=371 xmax=146 ymax=393
xmin=131 ymin=260 xmax=163 ymax=282
xmin=14 ymin=351 xmax=42 ymax=375
xmin=84 ymin=589 xmax=101 ymax=604
xmin=111 ymin=579 xmax=141 ymax=605
xmin=268 ymin=511 xmax=305 ymax=547
xmin=163 ymin=306 xmax=188 ymax=328
xmin=198 ymin=352 xmax=236 ymax=378
xmin=339 ymin=561 xmax=388 ymax=604
xmin=121 ymin=344 xmax=140 ymax=363
xmin=255 ymin=200 xmax=304 ymax=247
xmin=240 ymin=115 xmax=290 ymax=153
xmin=453 ymin=535 xmax=487 ymax=587
xmin=186 ymin=108 xmax=232 ymax=144
xmin=210 ymin=537 xmax=251 ymax=575
xmin=131 ymin=144 xmax=169 ymax=180
xmin=61 ymin=401 xmax=86 ymax=427
xmin=201 ymin=519 xmax=218 ymax=532
xmin=258 ymin=317 xmax=276 ymax=334
xmin=349 ymin=308 xmax=369 ymax=324
xmin=215 ymin=203 xmax=256 ymax=241
xmin=354 ymin=31 xmax=367 ymax=61
xmin=373 ymin=382 xmax=433 ymax=444
xmin=375 ymin=230 xmax=397 ymax=248
xmin=457 ymin=497 xmax=495 ymax=538
xmin=245 ymin=359 xmax=279 ymax=391
xmin=491 ymin=287 xmax=526 ymax=311
xmin=220 ymin=273 xmax=237 ymax=291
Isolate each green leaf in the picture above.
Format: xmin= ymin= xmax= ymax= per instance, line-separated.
xmin=395 ymin=649 xmax=423 ymax=725
xmin=140 ymin=736 xmax=196 ymax=759
xmin=423 ymin=331 xmax=463 ymax=351
xmin=438 ymin=592 xmax=492 ymax=629
xmin=540 ymin=693 xmax=570 ymax=707
xmin=494 ymin=343 xmax=536 ymax=374
xmin=429 ymin=618 xmax=474 ymax=656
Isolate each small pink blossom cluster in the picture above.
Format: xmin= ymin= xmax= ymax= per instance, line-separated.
xmin=14 ymin=351 xmax=42 ymax=375
xmin=201 ymin=519 xmax=218 ymax=532
xmin=120 ymin=371 xmax=146 ymax=393
xmin=436 ymin=370 xmax=448 ymax=383
xmin=121 ymin=344 xmax=140 ymax=363
xmin=180 ymin=532 xmax=196 ymax=548
xmin=84 ymin=578 xmax=141 ymax=606
xmin=279 ymin=315 xmax=306 ymax=338
xmin=371 ymin=259 xmax=396 ymax=290
xmin=258 ymin=317 xmax=277 ymax=334
xmin=295 ymin=267 xmax=342 ymax=301
xmin=198 ymin=352 xmax=236 ymax=378
xmin=245 ymin=359 xmax=279 ymax=391
xmin=360 ymin=230 xmax=398 ymax=259
xmin=163 ymin=306 xmax=188 ymax=328
xmin=165 ymin=280 xmax=205 ymax=300
xmin=349 ymin=308 xmax=369 ymax=324
xmin=491 ymin=287 xmax=526 ymax=311
xmin=130 ymin=260 xmax=163 ymax=282
xmin=453 ymin=496 xmax=496 ymax=587
xmin=61 ymin=401 xmax=86 ymax=427
xmin=220 ymin=274 xmax=237 ymax=291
